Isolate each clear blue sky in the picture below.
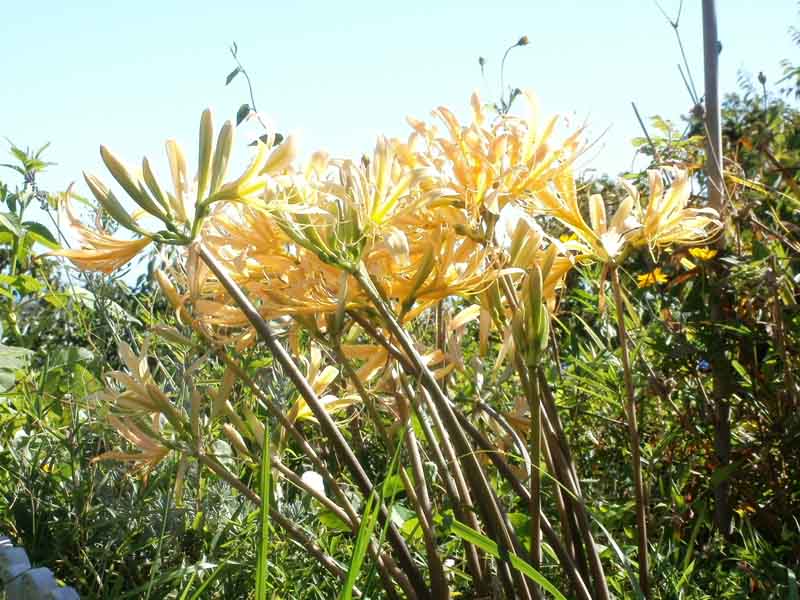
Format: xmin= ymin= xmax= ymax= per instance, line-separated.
xmin=1 ymin=1 xmax=798 ymax=201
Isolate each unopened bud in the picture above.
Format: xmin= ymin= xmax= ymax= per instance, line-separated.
xmin=100 ymin=146 xmax=166 ymax=220
xmin=196 ymin=109 xmax=214 ymax=202
xmin=223 ymin=423 xmax=251 ymax=457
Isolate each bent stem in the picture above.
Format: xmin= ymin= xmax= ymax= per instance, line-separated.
xmin=521 ymin=364 xmax=542 ymax=582
xmin=195 ymin=242 xmax=430 ymax=600
xmin=352 ymin=264 xmax=534 ymax=600
xmin=610 ymin=266 xmax=650 ymax=598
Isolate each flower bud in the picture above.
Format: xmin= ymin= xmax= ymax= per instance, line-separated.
xmin=100 ymin=146 xmax=166 ymax=221
xmin=196 ymin=109 xmax=214 ymax=203
xmin=223 ymin=423 xmax=251 ymax=458
xmin=83 ymin=173 xmax=143 ymax=235
xmin=210 ymin=120 xmax=234 ymax=193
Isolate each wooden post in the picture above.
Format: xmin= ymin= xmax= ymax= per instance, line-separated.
xmin=702 ymin=0 xmax=733 ymax=537
xmin=702 ymin=0 xmax=725 ymax=218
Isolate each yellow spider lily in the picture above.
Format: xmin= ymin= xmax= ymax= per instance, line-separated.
xmin=92 ymin=415 xmax=170 ymax=479
xmin=395 ymin=92 xmax=582 ymax=221
xmin=285 ymin=345 xmax=358 ymax=423
xmin=534 ymin=169 xmax=639 ymax=264
xmin=49 ymin=192 xmax=152 ymax=274
xmin=635 ymin=169 xmax=721 ymax=250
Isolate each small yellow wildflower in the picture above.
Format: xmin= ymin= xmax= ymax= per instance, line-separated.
xmin=688 ymin=247 xmax=717 ymax=261
xmin=636 ymin=267 xmax=668 ymax=289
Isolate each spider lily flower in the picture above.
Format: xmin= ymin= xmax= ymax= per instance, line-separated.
xmin=534 ymin=170 xmax=640 ymax=264
xmin=210 ymin=134 xmax=296 ymax=209
xmin=89 ymin=341 xmax=177 ymax=417
xmin=78 ymin=110 xmax=295 ymax=261
xmin=503 ymin=217 xmax=575 ymax=310
xmin=344 ymin=137 xmax=419 ymax=232
xmin=49 ymin=190 xmax=152 ymax=274
xmin=392 ymin=228 xmax=504 ymax=320
xmin=341 ymin=344 xmax=391 ymax=383
xmin=633 ymin=168 xmax=721 ymax=251
xmin=92 ymin=110 xmax=236 ymax=231
xmin=586 ymin=192 xmax=640 ymax=262
xmin=92 ymin=415 xmax=170 ymax=478
xmin=285 ymin=345 xmax=358 ymax=423
xmin=396 ymin=91 xmax=582 ymax=222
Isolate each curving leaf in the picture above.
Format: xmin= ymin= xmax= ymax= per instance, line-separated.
xmin=0 ymin=344 xmax=33 ymax=392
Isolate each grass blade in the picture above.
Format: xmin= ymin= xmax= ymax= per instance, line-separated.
xmin=449 ymin=519 xmax=567 ymax=600
xmin=255 ymin=416 xmax=272 ymax=600
xmin=339 ymin=436 xmax=403 ymax=600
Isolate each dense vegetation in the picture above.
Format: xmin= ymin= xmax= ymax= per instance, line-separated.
xmin=1 ymin=12 xmax=799 ymax=600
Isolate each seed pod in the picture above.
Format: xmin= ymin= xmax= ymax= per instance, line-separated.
xmin=331 ymin=271 xmax=349 ymax=337
xmin=527 ymin=265 xmax=544 ymax=342
xmin=174 ymin=457 xmax=189 ymax=507
xmin=190 ymin=389 xmax=202 ymax=442
xmin=511 ymin=309 xmax=527 ymax=359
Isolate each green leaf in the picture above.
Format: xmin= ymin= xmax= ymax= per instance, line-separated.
xmin=50 ymin=346 xmax=94 ymax=371
xmin=788 ymin=566 xmax=798 ymax=600
xmin=339 ymin=437 xmax=403 ymax=600
xmin=226 ymin=66 xmax=241 ymax=85
xmin=399 ymin=516 xmax=423 ymax=541
xmin=15 ymin=274 xmax=43 ymax=294
xmin=710 ymin=461 xmax=742 ymax=488
xmin=23 ymin=221 xmax=59 ymax=249
xmin=236 ymin=104 xmax=251 ymax=126
xmin=43 ymin=292 xmax=68 ymax=309
xmin=70 ymin=287 xmax=141 ymax=324
xmin=255 ymin=414 xmax=271 ymax=600
xmin=249 ymin=133 xmax=284 ymax=148
xmin=0 ymin=212 xmax=22 ymax=237
xmin=381 ymin=469 xmax=409 ymax=498
xmin=339 ymin=486 xmax=380 ymax=600
xmin=319 ymin=509 xmax=351 ymax=533
xmin=448 ymin=519 xmax=567 ymax=599
xmin=0 ymin=344 xmax=33 ymax=392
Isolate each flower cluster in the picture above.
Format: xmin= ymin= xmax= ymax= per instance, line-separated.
xmin=51 ymin=93 xmax=721 ymax=471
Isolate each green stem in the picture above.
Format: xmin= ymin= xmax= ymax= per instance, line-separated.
xmin=525 ymin=367 xmax=543 ymax=580
xmin=611 ymin=266 xmax=650 ymax=598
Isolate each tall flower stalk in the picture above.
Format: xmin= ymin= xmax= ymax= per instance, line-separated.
xmin=610 ymin=266 xmax=650 ymax=598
